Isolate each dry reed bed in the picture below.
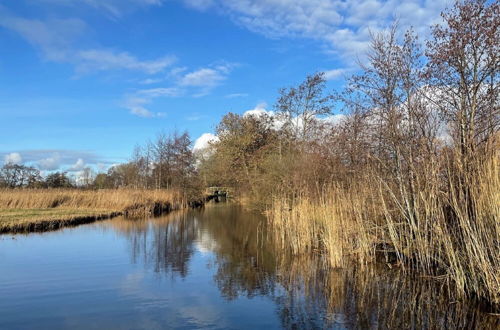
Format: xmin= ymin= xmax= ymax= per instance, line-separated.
xmin=0 ymin=189 xmax=185 ymax=233
xmin=269 ymin=155 xmax=500 ymax=305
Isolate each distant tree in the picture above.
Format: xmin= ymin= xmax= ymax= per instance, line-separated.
xmin=145 ymin=131 xmax=198 ymax=191
xmin=80 ymin=167 xmax=95 ymax=187
xmin=106 ymin=163 xmax=138 ymax=188
xmin=92 ymin=173 xmax=110 ymax=189
xmin=0 ymin=164 xmax=42 ymax=188
xmin=45 ymin=172 xmax=73 ymax=188
xmin=209 ymin=112 xmax=278 ymax=196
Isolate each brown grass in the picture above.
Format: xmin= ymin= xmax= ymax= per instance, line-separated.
xmin=268 ymin=152 xmax=500 ymax=304
xmin=0 ymin=188 xmax=185 ymax=233
xmin=269 ymin=184 xmax=380 ymax=268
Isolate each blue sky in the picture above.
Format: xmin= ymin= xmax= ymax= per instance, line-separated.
xmin=0 ymin=0 xmax=451 ymax=174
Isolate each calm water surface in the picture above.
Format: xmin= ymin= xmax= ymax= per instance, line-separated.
xmin=0 ymin=204 xmax=497 ymax=329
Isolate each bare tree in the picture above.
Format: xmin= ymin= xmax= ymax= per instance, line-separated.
xmin=425 ymin=0 xmax=499 ymax=158
xmin=276 ymin=72 xmax=334 ymax=146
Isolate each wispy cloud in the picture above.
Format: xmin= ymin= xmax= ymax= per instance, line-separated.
xmin=139 ymin=78 xmax=163 ymax=85
xmin=123 ymin=62 xmax=236 ymax=117
xmin=0 ymin=6 xmax=175 ymax=75
xmin=38 ymin=0 xmax=165 ymax=18
xmin=138 ymin=87 xmax=181 ymax=98
xmin=323 ymin=68 xmax=347 ymax=80
xmin=179 ymin=68 xmax=225 ymax=87
xmin=124 ymin=87 xmax=180 ymax=117
xmin=68 ymin=158 xmax=85 ymax=171
xmin=176 ymin=62 xmax=237 ymax=96
xmin=0 ymin=7 xmax=85 ymax=61
xmin=75 ymin=50 xmax=176 ymax=74
xmin=225 ymin=93 xmax=248 ymax=98
xmin=181 ymin=0 xmax=451 ymax=61
xmin=124 ymin=97 xmax=166 ymax=118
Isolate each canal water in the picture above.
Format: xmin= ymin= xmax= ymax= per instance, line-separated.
xmin=0 ymin=204 xmax=497 ymax=329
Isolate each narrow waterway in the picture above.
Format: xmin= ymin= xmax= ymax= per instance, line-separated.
xmin=0 ymin=204 xmax=497 ymax=329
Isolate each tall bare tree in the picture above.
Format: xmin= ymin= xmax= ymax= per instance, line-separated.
xmin=426 ymin=0 xmax=499 ymax=158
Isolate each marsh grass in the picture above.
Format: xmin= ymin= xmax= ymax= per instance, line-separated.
xmin=0 ymin=188 xmax=184 ymax=233
xmin=269 ymin=152 xmax=500 ymax=304
xmin=269 ymin=183 xmax=380 ymax=268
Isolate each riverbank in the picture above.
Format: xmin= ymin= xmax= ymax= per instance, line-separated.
xmin=0 ymin=189 xmax=187 ymax=233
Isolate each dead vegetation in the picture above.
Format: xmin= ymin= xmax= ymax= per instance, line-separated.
xmin=0 ymin=188 xmax=184 ymax=233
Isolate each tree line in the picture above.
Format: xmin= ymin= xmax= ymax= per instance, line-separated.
xmin=1 ymin=131 xmax=198 ymax=194
xmin=199 ymin=0 xmax=498 ymax=207
xmin=94 ymin=131 xmax=198 ymax=195
xmin=0 ymin=164 xmax=74 ymax=188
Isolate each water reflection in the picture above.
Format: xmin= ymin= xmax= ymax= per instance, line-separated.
xmin=108 ymin=204 xmax=498 ymax=329
xmin=113 ymin=213 xmax=198 ymax=278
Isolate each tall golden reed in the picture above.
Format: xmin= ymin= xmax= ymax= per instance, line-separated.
xmin=269 ymin=151 xmax=499 ymax=304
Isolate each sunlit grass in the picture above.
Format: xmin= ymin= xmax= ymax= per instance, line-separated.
xmin=0 ymin=188 xmax=184 ymax=233
xmin=0 ymin=208 xmax=113 ymax=223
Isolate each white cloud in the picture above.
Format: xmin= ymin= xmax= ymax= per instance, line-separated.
xmin=177 ymin=63 xmax=236 ymax=96
xmin=130 ymin=106 xmax=157 ymax=118
xmin=323 ymin=68 xmax=346 ymax=80
xmin=243 ymin=102 xmax=272 ymax=117
xmin=38 ymin=153 xmax=61 ymax=170
xmin=180 ymin=68 xmax=224 ymax=87
xmin=193 ymin=133 xmax=219 ymax=151
xmin=75 ymin=50 xmax=176 ymax=74
xmin=323 ymin=113 xmax=346 ymax=126
xmin=182 ymin=0 xmax=451 ymax=61
xmin=4 ymin=152 xmax=22 ymax=165
xmin=125 ymin=97 xmax=166 ymax=118
xmin=69 ymin=158 xmax=85 ymax=171
xmin=0 ymin=149 xmax=116 ymax=169
xmin=123 ymin=62 xmax=235 ymax=116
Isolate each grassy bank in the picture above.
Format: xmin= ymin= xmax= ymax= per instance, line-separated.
xmin=0 ymin=189 xmax=185 ymax=233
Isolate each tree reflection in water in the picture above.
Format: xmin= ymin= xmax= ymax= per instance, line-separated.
xmin=112 ymin=212 xmax=198 ymax=277
xmin=110 ymin=205 xmax=499 ymax=329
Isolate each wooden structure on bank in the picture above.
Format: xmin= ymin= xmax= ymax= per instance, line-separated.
xmin=205 ymin=186 xmax=231 ymax=202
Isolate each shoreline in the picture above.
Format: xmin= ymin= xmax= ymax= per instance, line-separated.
xmin=0 ymin=202 xmax=192 ymax=234
xmin=0 ymin=211 xmax=123 ymax=234
xmin=0 ymin=189 xmax=204 ymax=234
